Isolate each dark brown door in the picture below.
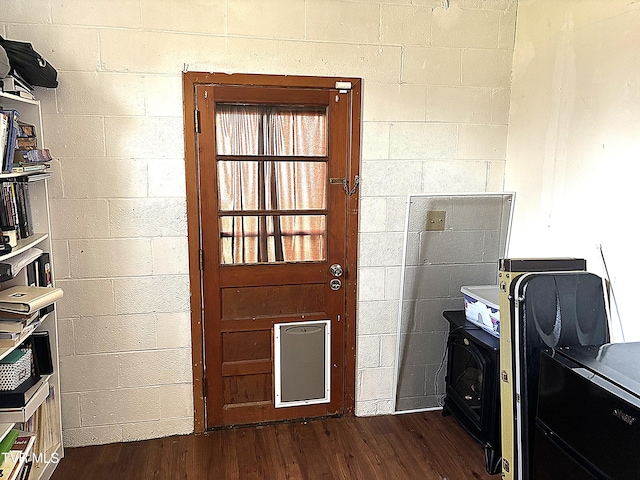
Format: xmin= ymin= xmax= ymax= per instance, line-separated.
xmin=189 ymin=75 xmax=360 ymax=428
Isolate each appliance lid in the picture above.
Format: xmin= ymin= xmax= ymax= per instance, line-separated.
xmin=556 ymin=342 xmax=640 ymax=397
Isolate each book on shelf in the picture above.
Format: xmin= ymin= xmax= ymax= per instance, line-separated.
xmin=0 ymin=184 xmax=19 ymax=235
xmin=11 ymin=431 xmax=36 ymax=455
xmin=15 ymin=122 xmax=37 ymax=154
xmin=22 ymin=390 xmax=60 ymax=474
xmin=0 ymin=113 xmax=9 ymax=169
xmin=0 ymin=428 xmax=18 ymax=463
xmin=27 ymin=255 xmax=55 ymax=316
xmin=15 ymin=183 xmax=32 ymax=239
xmin=0 ymin=286 xmax=62 ymax=315
xmin=0 ymin=430 xmax=36 ymax=480
xmin=11 ymin=437 xmax=34 ymax=480
xmin=0 ymin=111 xmax=49 ymax=174
xmin=15 ymin=122 xmax=35 ymax=139
xmin=37 ymin=253 xmax=52 ymax=289
xmin=0 ymin=75 xmax=34 ymax=96
xmin=10 ymin=163 xmax=49 ymax=174
xmin=0 ymin=109 xmax=19 ymax=174
xmin=0 ymin=320 xmax=41 ymax=347
xmin=0 ymin=425 xmax=14 ymax=444
xmin=25 ymin=261 xmax=36 ymax=287
xmin=15 ymin=138 xmax=36 ymax=150
xmin=0 ymin=311 xmax=39 ymax=334
xmin=0 ymin=195 xmax=18 ymax=241
xmin=14 ymin=149 xmax=51 ymax=164
xmin=0 ymin=180 xmax=35 ymax=241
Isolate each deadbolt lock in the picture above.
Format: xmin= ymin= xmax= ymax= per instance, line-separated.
xmin=329 ymin=279 xmax=342 ymax=291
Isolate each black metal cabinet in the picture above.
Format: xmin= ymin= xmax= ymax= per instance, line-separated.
xmin=533 ymin=344 xmax=640 ymax=479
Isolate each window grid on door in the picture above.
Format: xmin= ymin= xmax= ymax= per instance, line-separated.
xmin=214 ymin=104 xmax=328 ymax=265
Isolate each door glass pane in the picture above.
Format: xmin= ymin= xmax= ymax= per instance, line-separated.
xmin=219 ymin=215 xmax=326 ymax=264
xmin=215 ymin=102 xmax=329 ymax=265
xmin=215 ymin=104 xmax=327 ymax=157
xmin=218 ymin=160 xmax=327 ymax=211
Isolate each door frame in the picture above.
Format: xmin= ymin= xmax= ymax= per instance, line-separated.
xmin=182 ymin=72 xmax=362 ymax=432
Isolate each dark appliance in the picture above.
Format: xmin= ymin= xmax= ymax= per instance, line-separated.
xmin=443 ymin=310 xmax=501 ymax=475
xmin=499 ymin=258 xmax=610 ymax=480
xmin=533 ymin=343 xmax=640 ymax=479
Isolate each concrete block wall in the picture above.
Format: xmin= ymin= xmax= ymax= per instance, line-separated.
xmin=1 ymin=0 xmax=516 ymax=446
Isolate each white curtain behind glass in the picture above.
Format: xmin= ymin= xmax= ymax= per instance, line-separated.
xmin=215 ymin=105 xmax=327 ymax=264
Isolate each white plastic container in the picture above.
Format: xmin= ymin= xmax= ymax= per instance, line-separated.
xmin=461 ymin=285 xmax=500 ymax=337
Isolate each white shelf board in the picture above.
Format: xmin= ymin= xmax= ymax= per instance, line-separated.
xmin=0 ymin=233 xmax=48 ymax=262
xmin=0 ymin=92 xmax=39 ymax=107
xmin=0 ymin=377 xmax=50 ymax=423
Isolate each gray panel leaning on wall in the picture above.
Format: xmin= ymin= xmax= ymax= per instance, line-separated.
xmin=393 ymin=193 xmax=514 ymax=413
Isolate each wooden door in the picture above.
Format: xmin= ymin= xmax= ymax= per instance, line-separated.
xmin=184 ymin=74 xmax=361 ymax=429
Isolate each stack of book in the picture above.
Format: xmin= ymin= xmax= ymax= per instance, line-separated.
xmin=0 ymin=286 xmax=62 ymax=317
xmin=14 ymin=122 xmax=35 ymax=152
xmin=0 ymin=428 xmax=36 ymax=480
xmin=0 ymin=108 xmax=51 ymax=175
xmin=13 ymin=120 xmax=50 ymax=173
xmin=0 ymin=311 xmax=41 ymax=349
xmin=0 ymin=285 xmax=62 ymax=351
xmin=0 ymin=74 xmax=35 ymax=100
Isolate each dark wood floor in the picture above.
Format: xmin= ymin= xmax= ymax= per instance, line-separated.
xmin=51 ymin=412 xmax=496 ymax=480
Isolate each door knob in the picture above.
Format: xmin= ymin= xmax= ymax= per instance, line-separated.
xmin=329 ymin=264 xmax=343 ymax=277
xmin=330 ymin=279 xmax=342 ymax=291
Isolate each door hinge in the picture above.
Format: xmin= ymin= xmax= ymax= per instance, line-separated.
xmin=199 ymin=249 xmax=204 ymax=270
xmin=195 ymin=109 xmax=201 ymax=134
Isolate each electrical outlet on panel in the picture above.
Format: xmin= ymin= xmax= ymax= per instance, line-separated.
xmin=425 ymin=210 xmax=446 ymax=231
